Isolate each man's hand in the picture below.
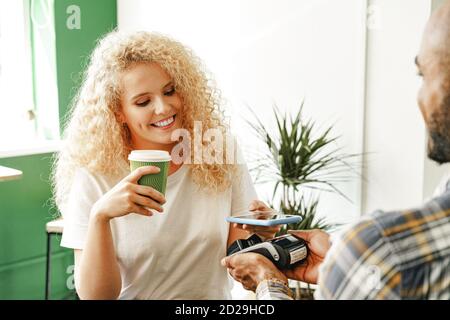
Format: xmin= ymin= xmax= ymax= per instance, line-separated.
xmin=283 ymin=230 xmax=331 ymax=284
xmin=221 ymin=253 xmax=287 ymax=292
xmin=221 ymin=229 xmax=331 ymax=292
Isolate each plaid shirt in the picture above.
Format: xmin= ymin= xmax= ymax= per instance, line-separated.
xmin=257 ymin=182 xmax=450 ymax=300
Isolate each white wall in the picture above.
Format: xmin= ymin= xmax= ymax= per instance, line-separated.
xmin=228 ymin=0 xmax=367 ymax=226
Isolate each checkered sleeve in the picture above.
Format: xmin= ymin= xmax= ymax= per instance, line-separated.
xmin=315 ymin=218 xmax=402 ymax=300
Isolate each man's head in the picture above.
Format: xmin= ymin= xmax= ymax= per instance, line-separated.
xmin=417 ymin=1 xmax=450 ymax=164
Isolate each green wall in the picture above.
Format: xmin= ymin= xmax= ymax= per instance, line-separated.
xmin=54 ymin=0 xmax=117 ymax=128
xmin=0 ymin=154 xmax=72 ymax=299
xmin=0 ymin=0 xmax=117 ymax=299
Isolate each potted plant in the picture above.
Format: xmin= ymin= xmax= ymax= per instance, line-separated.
xmin=246 ymin=102 xmax=360 ymax=299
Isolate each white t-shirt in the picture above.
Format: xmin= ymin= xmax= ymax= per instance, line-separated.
xmin=60 ymin=162 xmax=257 ymax=300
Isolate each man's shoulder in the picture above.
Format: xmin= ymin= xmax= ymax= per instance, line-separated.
xmin=316 ymin=185 xmax=450 ymax=300
xmin=316 ymin=217 xmax=398 ymax=299
xmin=331 ymin=215 xmax=386 ymax=262
xmin=369 ymin=190 xmax=450 ymax=239
xmin=355 ymin=192 xmax=450 ymax=268
xmin=326 ymin=191 xmax=450 ymax=268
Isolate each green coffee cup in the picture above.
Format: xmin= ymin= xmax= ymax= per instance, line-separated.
xmin=128 ymin=150 xmax=172 ymax=195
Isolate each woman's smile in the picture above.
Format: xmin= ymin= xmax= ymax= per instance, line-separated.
xmin=149 ymin=114 xmax=177 ymax=130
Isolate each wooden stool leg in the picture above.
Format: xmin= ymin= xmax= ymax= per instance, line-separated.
xmin=45 ymin=233 xmax=52 ymax=300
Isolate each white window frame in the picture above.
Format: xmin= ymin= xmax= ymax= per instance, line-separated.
xmin=0 ymin=0 xmax=60 ymax=158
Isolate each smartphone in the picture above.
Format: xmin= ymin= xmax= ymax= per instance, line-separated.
xmin=226 ymin=211 xmax=302 ymax=226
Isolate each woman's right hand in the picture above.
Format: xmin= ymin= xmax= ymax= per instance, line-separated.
xmin=91 ymin=166 xmax=166 ymax=221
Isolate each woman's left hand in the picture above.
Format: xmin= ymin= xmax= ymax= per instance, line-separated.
xmin=233 ymin=200 xmax=281 ymax=240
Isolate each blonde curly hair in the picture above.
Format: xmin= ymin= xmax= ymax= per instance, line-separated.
xmin=52 ymin=30 xmax=235 ymax=211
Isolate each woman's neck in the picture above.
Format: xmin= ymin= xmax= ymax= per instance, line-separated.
xmin=131 ymin=141 xmax=175 ymax=153
xmin=168 ymin=161 xmax=181 ymax=175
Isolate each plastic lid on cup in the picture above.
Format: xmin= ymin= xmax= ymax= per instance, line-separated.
xmin=128 ymin=150 xmax=172 ymax=162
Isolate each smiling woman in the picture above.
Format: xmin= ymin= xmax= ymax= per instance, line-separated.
xmin=53 ymin=31 xmax=236 ymax=207
xmin=51 ymin=31 xmax=273 ymax=300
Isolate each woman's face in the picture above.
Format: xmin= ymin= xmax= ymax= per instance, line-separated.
xmin=119 ymin=62 xmax=183 ymax=151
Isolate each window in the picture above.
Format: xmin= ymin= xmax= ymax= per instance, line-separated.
xmin=0 ymin=0 xmax=35 ymax=150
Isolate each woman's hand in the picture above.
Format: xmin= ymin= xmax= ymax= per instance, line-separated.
xmin=233 ymin=200 xmax=281 ymax=240
xmin=91 ymin=166 xmax=166 ymax=221
xmin=221 ymin=253 xmax=288 ymax=292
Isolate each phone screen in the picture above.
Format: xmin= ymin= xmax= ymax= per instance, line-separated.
xmin=234 ymin=211 xmax=284 ymax=221
xmin=227 ymin=211 xmax=301 ymax=226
